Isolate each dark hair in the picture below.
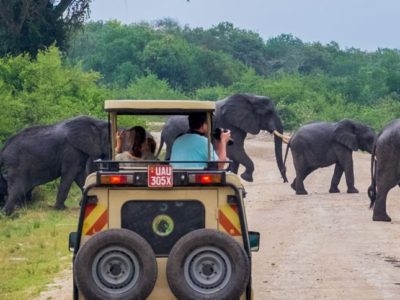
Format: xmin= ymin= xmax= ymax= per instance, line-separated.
xmin=130 ymin=126 xmax=146 ymax=157
xmin=147 ymin=137 xmax=157 ymax=154
xmin=188 ymin=113 xmax=207 ymax=130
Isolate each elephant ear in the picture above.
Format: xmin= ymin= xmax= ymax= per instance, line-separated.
xmin=220 ymin=93 xmax=274 ymax=134
xmin=65 ymin=116 xmax=105 ymax=158
xmin=333 ymin=119 xmax=358 ymax=151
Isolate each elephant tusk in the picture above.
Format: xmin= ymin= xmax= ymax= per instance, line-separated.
xmin=273 ymin=130 xmax=290 ymax=144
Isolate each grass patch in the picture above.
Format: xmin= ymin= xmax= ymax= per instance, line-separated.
xmin=0 ymin=182 xmax=81 ymax=299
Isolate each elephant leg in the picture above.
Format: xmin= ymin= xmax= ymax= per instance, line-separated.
xmin=292 ymin=154 xmax=307 ymax=194
xmin=292 ymin=152 xmax=313 ymax=195
xmin=74 ymin=169 xmax=87 ymax=192
xmin=329 ymin=163 xmax=343 ymax=193
xmin=0 ymin=177 xmax=7 ymax=207
xmin=295 ymin=167 xmax=316 ymax=195
xmin=228 ymin=144 xmax=254 ymax=182
xmin=338 ymin=153 xmax=358 ymax=193
xmin=373 ymin=187 xmax=393 ymax=222
xmin=3 ymin=183 xmax=26 ymax=215
xmin=3 ymin=195 xmax=18 ymax=215
xmin=229 ymin=161 xmax=240 ymax=174
xmin=290 ymin=178 xmax=296 ymax=191
xmin=73 ymin=170 xmax=87 ymax=207
xmin=55 ymin=154 xmax=85 ymax=210
xmin=17 ymin=189 xmax=33 ymax=206
xmin=295 ymin=173 xmax=307 ymax=195
xmin=373 ymin=164 xmax=397 ymax=222
xmin=2 ymin=171 xmax=33 ymax=215
xmin=240 ymin=154 xmax=254 ymax=183
xmin=55 ymin=177 xmax=74 ymax=210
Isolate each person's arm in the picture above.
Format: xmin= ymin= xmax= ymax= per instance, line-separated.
xmin=214 ymin=129 xmax=231 ymax=169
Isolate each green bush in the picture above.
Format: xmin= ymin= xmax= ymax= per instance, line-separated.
xmin=0 ymin=46 xmax=108 ymax=144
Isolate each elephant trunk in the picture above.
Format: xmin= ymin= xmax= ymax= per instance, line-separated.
xmin=270 ymin=117 xmax=288 ymax=183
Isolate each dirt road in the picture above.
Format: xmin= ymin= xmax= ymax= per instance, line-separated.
xmin=246 ymin=134 xmax=400 ymax=300
xmin=38 ymin=134 xmax=400 ymax=300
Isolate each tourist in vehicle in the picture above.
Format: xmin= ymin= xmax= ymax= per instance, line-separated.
xmin=115 ymin=126 xmax=157 ymax=166
xmin=170 ymin=112 xmax=231 ymax=169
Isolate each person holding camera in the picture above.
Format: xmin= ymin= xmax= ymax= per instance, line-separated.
xmin=170 ymin=112 xmax=231 ymax=169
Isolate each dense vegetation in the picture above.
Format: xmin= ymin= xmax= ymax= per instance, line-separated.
xmin=2 ymin=19 xmax=400 ymax=147
xmin=1 ymin=18 xmax=400 ymax=299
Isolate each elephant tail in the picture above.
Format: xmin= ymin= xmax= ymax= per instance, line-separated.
xmin=283 ymin=139 xmax=291 ymax=181
xmin=368 ymin=142 xmax=377 ymax=208
xmin=155 ymin=133 xmax=165 ymax=158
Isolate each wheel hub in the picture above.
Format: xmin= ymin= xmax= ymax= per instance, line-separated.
xmin=202 ymin=263 xmax=214 ymax=276
xmin=184 ymin=246 xmax=232 ymax=294
xmin=92 ymin=246 xmax=140 ymax=294
xmin=109 ymin=262 xmax=122 ymax=276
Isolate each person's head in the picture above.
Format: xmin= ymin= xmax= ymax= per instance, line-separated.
xmin=188 ymin=112 xmax=208 ymax=133
xmin=130 ymin=126 xmax=146 ymax=157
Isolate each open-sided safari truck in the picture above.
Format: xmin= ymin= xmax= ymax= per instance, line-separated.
xmin=69 ymin=100 xmax=260 ymax=300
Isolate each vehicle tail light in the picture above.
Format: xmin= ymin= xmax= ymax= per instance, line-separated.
xmin=100 ymin=175 xmax=133 ymax=185
xmin=188 ymin=173 xmax=223 ymax=184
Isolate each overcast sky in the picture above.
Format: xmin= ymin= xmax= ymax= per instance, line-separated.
xmin=88 ymin=0 xmax=399 ymax=51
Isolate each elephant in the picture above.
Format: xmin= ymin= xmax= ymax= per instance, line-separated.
xmin=285 ymin=119 xmax=375 ymax=195
xmin=0 ymin=116 xmax=110 ymax=215
xmin=368 ymin=119 xmax=400 ymax=222
xmin=155 ymin=93 xmax=288 ymax=182
xmin=285 ymin=119 xmax=376 ymax=195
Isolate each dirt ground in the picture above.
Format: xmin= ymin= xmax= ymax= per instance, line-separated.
xmin=37 ymin=133 xmax=400 ymax=300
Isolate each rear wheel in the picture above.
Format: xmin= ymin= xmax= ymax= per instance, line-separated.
xmin=74 ymin=229 xmax=157 ymax=300
xmin=167 ymin=229 xmax=250 ymax=300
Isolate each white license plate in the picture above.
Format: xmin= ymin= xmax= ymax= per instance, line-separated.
xmin=147 ymin=165 xmax=173 ymax=188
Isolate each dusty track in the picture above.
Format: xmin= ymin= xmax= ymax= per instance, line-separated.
xmin=37 ymin=133 xmax=400 ymax=300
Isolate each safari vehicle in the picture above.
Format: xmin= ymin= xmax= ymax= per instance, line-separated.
xmin=69 ymin=100 xmax=260 ymax=300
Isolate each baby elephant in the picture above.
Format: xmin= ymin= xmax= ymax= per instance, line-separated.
xmin=286 ymin=119 xmax=375 ymax=195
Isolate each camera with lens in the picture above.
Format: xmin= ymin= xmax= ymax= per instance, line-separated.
xmin=212 ymin=128 xmax=234 ymax=146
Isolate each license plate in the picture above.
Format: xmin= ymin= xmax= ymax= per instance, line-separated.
xmin=148 ymin=165 xmax=173 ymax=188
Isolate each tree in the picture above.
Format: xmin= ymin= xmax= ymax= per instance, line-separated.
xmin=0 ymin=0 xmax=91 ymax=56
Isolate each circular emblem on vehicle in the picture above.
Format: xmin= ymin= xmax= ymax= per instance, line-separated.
xmin=152 ymin=214 xmax=174 ymax=237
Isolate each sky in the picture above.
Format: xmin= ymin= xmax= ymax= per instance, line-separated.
xmin=88 ymin=0 xmax=400 ymax=52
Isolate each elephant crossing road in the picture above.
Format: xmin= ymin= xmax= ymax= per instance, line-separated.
xmin=285 ymin=119 xmax=376 ymax=195
xmin=156 ymin=93 xmax=288 ymax=183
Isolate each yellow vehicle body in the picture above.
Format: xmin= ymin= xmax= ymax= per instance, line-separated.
xmin=70 ymin=100 xmax=259 ymax=300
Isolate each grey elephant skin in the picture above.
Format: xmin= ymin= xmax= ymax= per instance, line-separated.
xmin=286 ymin=119 xmax=375 ymax=195
xmin=156 ymin=93 xmax=288 ymax=182
xmin=368 ymin=119 xmax=400 ymax=222
xmin=0 ymin=116 xmax=109 ymax=215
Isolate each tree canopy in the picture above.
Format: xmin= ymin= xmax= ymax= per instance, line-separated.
xmin=0 ymin=0 xmax=91 ymax=56
xmin=1 ymin=19 xmax=400 ymax=143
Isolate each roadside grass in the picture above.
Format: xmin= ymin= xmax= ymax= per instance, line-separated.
xmin=0 ymin=182 xmax=81 ymax=300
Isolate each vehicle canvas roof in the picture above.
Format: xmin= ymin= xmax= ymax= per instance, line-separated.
xmin=104 ymin=100 xmax=215 ymax=115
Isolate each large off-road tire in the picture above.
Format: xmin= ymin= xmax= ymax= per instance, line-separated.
xmin=74 ymin=229 xmax=157 ymax=300
xmin=166 ymin=229 xmax=249 ymax=300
